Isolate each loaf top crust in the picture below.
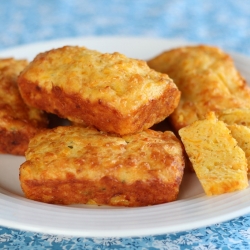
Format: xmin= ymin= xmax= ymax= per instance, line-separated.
xmin=18 ymin=46 xmax=178 ymax=114
xmin=20 ymin=125 xmax=185 ymax=185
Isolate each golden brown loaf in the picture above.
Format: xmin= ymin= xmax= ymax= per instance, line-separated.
xmin=179 ymin=112 xmax=248 ymax=195
xmin=147 ymin=45 xmax=250 ymax=131
xmin=19 ymin=125 xmax=185 ymax=207
xmin=0 ymin=58 xmax=48 ymax=155
xmin=17 ymin=46 xmax=180 ymax=135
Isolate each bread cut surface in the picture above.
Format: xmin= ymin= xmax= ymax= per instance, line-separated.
xmin=147 ymin=45 xmax=250 ymax=131
xmin=179 ymin=112 xmax=248 ymax=195
xmin=17 ymin=46 xmax=180 ymax=135
xmin=218 ymin=108 xmax=250 ymax=127
xmin=19 ymin=125 xmax=185 ymax=207
xmin=0 ymin=58 xmax=48 ymax=155
xmin=227 ymin=124 xmax=250 ymax=173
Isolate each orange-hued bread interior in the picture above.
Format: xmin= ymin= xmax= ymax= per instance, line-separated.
xmin=179 ymin=112 xmax=248 ymax=195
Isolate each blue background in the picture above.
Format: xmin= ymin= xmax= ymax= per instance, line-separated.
xmin=1 ymin=0 xmax=250 ymax=249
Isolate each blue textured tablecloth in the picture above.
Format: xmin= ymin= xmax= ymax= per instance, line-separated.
xmin=1 ymin=1 xmax=250 ymax=249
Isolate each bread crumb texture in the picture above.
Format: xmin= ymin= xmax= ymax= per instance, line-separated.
xmin=179 ymin=112 xmax=248 ymax=195
xmin=227 ymin=124 xmax=250 ymax=173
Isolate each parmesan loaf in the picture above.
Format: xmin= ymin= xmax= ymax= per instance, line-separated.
xmin=179 ymin=112 xmax=248 ymax=195
xmin=0 ymin=58 xmax=48 ymax=155
xmin=19 ymin=125 xmax=185 ymax=207
xmin=147 ymin=45 xmax=250 ymax=131
xmin=17 ymin=46 xmax=180 ymax=135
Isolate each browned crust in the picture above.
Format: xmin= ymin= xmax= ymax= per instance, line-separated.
xmin=0 ymin=127 xmax=34 ymax=155
xmin=0 ymin=58 xmax=48 ymax=155
xmin=148 ymin=45 xmax=250 ymax=132
xmin=20 ymin=175 xmax=181 ymax=206
xmin=18 ymin=79 xmax=180 ymax=135
xmin=19 ymin=126 xmax=185 ymax=206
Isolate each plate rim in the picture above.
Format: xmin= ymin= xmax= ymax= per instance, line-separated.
xmin=1 ymin=36 xmax=250 ymax=237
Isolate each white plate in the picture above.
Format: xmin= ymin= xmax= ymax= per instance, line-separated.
xmin=1 ymin=37 xmax=250 ymax=238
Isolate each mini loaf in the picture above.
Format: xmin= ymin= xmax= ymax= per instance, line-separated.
xmin=147 ymin=45 xmax=250 ymax=131
xmin=0 ymin=58 xmax=47 ymax=155
xmin=19 ymin=125 xmax=185 ymax=207
xmin=17 ymin=46 xmax=180 ymax=135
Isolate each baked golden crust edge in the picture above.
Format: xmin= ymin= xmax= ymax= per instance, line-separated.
xmin=0 ymin=58 xmax=48 ymax=155
xmin=17 ymin=46 xmax=180 ymax=135
xmin=19 ymin=126 xmax=185 ymax=206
